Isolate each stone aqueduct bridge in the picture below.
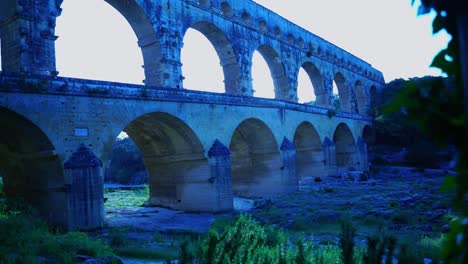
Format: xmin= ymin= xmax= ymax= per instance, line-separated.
xmin=0 ymin=0 xmax=384 ymax=228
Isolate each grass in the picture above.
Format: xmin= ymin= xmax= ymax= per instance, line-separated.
xmin=0 ymin=178 xmax=115 ymax=263
xmin=113 ymin=246 xmax=177 ymax=260
xmin=104 ymin=185 xmax=149 ymax=209
xmin=0 ymin=208 xmax=114 ymax=263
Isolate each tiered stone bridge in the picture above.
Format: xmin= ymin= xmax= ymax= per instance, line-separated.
xmin=0 ymin=0 xmax=384 ymax=229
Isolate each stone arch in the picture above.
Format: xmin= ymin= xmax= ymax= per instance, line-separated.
xmin=121 ymin=112 xmax=212 ymax=211
xmin=85 ymin=0 xmax=161 ymax=86
xmin=0 ymin=106 xmax=66 ymax=227
xmin=354 ymin=80 xmax=368 ymax=114
xmin=220 ymin=1 xmax=233 ymax=17
xmin=333 ymin=123 xmax=358 ymax=171
xmin=253 ymin=45 xmax=289 ymax=100
xmin=300 ymin=61 xmax=327 ymax=107
xmin=182 ymin=21 xmax=241 ymax=94
xmin=229 ymin=118 xmax=282 ymax=197
xmin=198 ymin=0 xmax=210 ymax=8
xmin=293 ymin=122 xmax=325 ymax=184
xmin=333 ymin=72 xmax=351 ymax=112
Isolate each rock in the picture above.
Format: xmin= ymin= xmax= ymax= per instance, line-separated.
xmin=441 ymin=224 xmax=450 ymax=233
xmin=103 ymin=256 xmax=123 ymax=264
xmin=423 ymin=258 xmax=433 ymax=264
xmin=421 ymin=224 xmax=433 ymax=232
xmin=283 ymin=219 xmax=295 ymax=228
xmin=312 ymin=209 xmax=341 ymax=223
xmin=77 ymin=255 xmax=123 ymax=264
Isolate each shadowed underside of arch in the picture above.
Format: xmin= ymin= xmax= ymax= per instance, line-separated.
xmin=333 ymin=123 xmax=358 ymax=171
xmin=334 ymin=72 xmax=351 ymax=112
xmin=0 ymin=107 xmax=66 ymax=227
xmin=229 ymin=118 xmax=282 ymax=197
xmin=362 ymin=124 xmax=374 ymax=145
xmin=301 ymin=62 xmax=328 ymax=107
xmin=256 ymin=45 xmax=289 ymax=101
xmin=354 ymin=80 xmax=368 ymax=115
xmin=186 ymin=21 xmax=242 ymax=94
xmin=123 ymin=112 xmax=212 ymax=211
xmin=293 ymin=122 xmax=325 ymax=184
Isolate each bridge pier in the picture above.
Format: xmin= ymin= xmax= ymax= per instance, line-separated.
xmin=145 ymin=149 xmax=233 ymax=213
xmin=323 ymin=137 xmax=338 ymax=177
xmin=65 ymin=144 xmax=104 ymax=231
xmin=0 ymin=0 xmax=60 ymax=76
xmin=357 ymin=137 xmax=369 ymax=172
xmin=280 ymin=137 xmax=299 ymax=193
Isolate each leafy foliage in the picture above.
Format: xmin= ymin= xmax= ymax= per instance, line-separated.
xmin=106 ymin=137 xmax=147 ymax=184
xmin=0 ymin=195 xmax=114 ymax=263
xmin=373 ymin=77 xmax=452 ymax=168
xmin=393 ymin=1 xmax=468 ymax=262
xmin=196 ymin=214 xmax=294 ymax=264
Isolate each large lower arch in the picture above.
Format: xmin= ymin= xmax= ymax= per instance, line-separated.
xmin=333 ymin=123 xmax=358 ymax=172
xmin=254 ymin=45 xmax=289 ymax=100
xmin=301 ymin=62 xmax=327 ymax=107
xmin=293 ymin=122 xmax=325 ymax=185
xmin=122 ymin=112 xmax=213 ymax=211
xmin=0 ymin=107 xmax=66 ymax=227
xmin=183 ymin=21 xmax=241 ymax=94
xmin=229 ymin=118 xmax=282 ymax=197
xmin=334 ymin=72 xmax=351 ymax=112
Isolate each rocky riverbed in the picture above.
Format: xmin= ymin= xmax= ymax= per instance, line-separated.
xmin=94 ymin=166 xmax=454 ymax=262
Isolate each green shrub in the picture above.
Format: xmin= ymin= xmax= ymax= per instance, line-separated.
xmin=0 ymin=198 xmax=113 ymax=263
xmin=196 ymin=214 xmax=296 ymax=264
xmin=339 ymin=218 xmax=356 ymax=264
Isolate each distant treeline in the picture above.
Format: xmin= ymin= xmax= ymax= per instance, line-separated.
xmin=105 ymin=137 xmax=147 ymax=185
xmin=372 ymin=76 xmax=455 ymax=168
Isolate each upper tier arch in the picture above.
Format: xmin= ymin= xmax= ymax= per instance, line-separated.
xmin=0 ymin=0 xmax=385 ymax=115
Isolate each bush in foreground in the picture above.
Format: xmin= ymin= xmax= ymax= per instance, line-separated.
xmin=0 ymin=197 xmax=114 ymax=263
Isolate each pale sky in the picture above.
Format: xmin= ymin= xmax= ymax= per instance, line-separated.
xmin=0 ymin=0 xmax=450 ymax=103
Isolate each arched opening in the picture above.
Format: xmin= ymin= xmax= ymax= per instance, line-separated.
xmin=229 ymin=118 xmax=281 ymax=197
xmin=55 ymin=0 xmax=154 ymax=84
xmin=298 ymin=62 xmax=326 ymax=105
xmin=355 ymin=80 xmax=368 ymax=115
xmin=105 ymin=136 xmax=147 ymax=186
xmin=198 ymin=0 xmax=210 ymax=7
xmin=297 ymin=68 xmax=316 ymax=104
xmin=0 ymin=107 xmax=66 ymax=227
xmin=181 ymin=21 xmax=240 ymax=94
xmin=333 ymin=72 xmax=350 ymax=112
xmin=252 ymin=45 xmax=289 ymax=100
xmin=221 ymin=2 xmax=233 ymax=16
xmin=333 ymin=123 xmax=358 ymax=172
xmin=293 ymin=122 xmax=325 ymax=185
xmin=252 ymin=50 xmax=274 ymax=98
xmin=119 ymin=112 xmax=214 ymax=212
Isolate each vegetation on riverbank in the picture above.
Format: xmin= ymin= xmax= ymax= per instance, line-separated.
xmin=0 ymin=178 xmax=115 ymax=263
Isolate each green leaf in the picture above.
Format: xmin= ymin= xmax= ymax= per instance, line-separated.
xmin=441 ymin=175 xmax=456 ymax=192
xmin=417 ymin=4 xmax=431 ymax=15
xmin=432 ymin=13 xmax=445 ymax=34
xmin=430 ymin=50 xmax=448 ymax=71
